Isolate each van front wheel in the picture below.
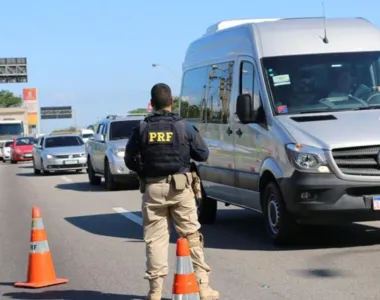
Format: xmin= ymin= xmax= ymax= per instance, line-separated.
xmin=263 ymin=181 xmax=298 ymax=245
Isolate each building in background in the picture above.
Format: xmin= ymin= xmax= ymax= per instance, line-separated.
xmin=22 ymin=88 xmax=39 ymax=134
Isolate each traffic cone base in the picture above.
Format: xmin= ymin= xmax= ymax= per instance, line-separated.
xmin=15 ymin=207 xmax=68 ymax=289
xmin=172 ymin=238 xmax=200 ymax=300
xmin=15 ymin=278 xmax=68 ymax=289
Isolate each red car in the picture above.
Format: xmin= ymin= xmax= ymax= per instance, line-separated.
xmin=10 ymin=136 xmax=35 ymax=164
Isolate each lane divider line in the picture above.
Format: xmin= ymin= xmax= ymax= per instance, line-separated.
xmin=112 ymin=207 xmax=143 ymax=226
xmin=61 ymin=176 xmax=73 ymax=183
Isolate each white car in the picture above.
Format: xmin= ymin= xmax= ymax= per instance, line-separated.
xmin=2 ymin=140 xmax=14 ymax=163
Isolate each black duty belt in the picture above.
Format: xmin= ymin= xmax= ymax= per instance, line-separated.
xmin=144 ymin=172 xmax=192 ymax=184
xmin=145 ymin=175 xmax=173 ymax=184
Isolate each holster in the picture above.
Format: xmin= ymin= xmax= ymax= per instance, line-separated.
xmin=191 ymin=171 xmax=202 ymax=199
xmin=139 ymin=177 xmax=146 ymax=193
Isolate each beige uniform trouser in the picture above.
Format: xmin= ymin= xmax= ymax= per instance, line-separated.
xmin=142 ymin=174 xmax=212 ymax=284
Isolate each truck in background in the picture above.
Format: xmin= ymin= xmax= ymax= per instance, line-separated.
xmin=80 ymin=128 xmax=95 ymax=143
xmin=0 ymin=107 xmax=29 ymax=160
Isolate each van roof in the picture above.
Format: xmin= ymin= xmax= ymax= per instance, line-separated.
xmin=183 ymin=17 xmax=380 ymax=69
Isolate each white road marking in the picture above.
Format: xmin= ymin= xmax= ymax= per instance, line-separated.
xmin=112 ymin=207 xmax=143 ymax=226
xmin=61 ymin=176 xmax=73 ymax=183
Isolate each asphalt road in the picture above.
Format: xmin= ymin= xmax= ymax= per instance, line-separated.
xmin=2 ymin=163 xmax=380 ymax=299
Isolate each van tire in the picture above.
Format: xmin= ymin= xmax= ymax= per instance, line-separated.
xmin=263 ymin=181 xmax=298 ymax=245
xmin=126 ymin=175 xmax=140 ymax=190
xmin=33 ymin=159 xmax=40 ymax=175
xmin=104 ymin=161 xmax=117 ymax=191
xmin=197 ymin=184 xmax=217 ymax=224
xmin=87 ymin=158 xmax=101 ymax=185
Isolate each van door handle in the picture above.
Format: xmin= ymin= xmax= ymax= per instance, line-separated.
xmin=226 ymin=127 xmax=233 ymax=135
xmin=236 ymin=128 xmax=243 ymax=137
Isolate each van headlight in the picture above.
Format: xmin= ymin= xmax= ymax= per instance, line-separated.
xmin=112 ymin=148 xmax=125 ymax=158
xmin=286 ymin=144 xmax=331 ymax=173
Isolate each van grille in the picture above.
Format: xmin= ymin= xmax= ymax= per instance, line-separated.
xmin=332 ymin=145 xmax=380 ymax=176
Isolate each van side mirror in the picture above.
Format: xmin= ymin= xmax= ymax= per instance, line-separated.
xmin=236 ymin=94 xmax=257 ymax=124
xmin=94 ymin=133 xmax=104 ymax=142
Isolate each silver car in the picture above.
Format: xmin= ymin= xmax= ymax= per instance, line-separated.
xmin=32 ymin=134 xmax=87 ymax=175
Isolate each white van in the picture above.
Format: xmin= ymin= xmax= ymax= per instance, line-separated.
xmin=80 ymin=129 xmax=94 ymax=143
xmin=179 ymin=17 xmax=380 ymax=244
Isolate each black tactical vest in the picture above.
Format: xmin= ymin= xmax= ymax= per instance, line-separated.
xmin=139 ymin=113 xmax=190 ymax=177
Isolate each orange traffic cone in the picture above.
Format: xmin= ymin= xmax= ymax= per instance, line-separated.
xmin=15 ymin=207 xmax=69 ymax=288
xmin=172 ymin=238 xmax=200 ymax=300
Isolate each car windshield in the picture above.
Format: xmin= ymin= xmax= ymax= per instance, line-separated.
xmin=262 ymin=51 xmax=380 ymax=115
xmin=16 ymin=137 xmax=35 ymax=146
xmin=44 ymin=136 xmax=84 ymax=148
xmin=4 ymin=141 xmax=13 ymax=147
xmin=82 ymin=133 xmax=94 ymax=138
xmin=110 ymin=120 xmax=141 ymax=140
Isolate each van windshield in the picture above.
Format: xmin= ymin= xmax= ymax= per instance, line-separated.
xmin=262 ymin=51 xmax=380 ymax=115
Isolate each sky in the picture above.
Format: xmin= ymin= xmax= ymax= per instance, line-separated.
xmin=1 ymin=0 xmax=378 ymax=132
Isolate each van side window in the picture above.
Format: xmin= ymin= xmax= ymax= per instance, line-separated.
xmin=97 ymin=123 xmax=104 ymax=135
xmin=180 ymin=61 xmax=234 ymax=124
xmin=207 ymin=62 xmax=234 ymax=124
xmin=102 ymin=123 xmax=108 ymax=139
xmin=240 ymin=62 xmax=254 ymax=95
xmin=180 ymin=66 xmax=209 ymax=123
xmin=240 ymin=61 xmax=262 ymax=111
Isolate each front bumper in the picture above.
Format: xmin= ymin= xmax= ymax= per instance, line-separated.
xmin=108 ymin=156 xmax=137 ymax=181
xmin=108 ymin=157 xmax=134 ymax=175
xmin=44 ymin=157 xmax=87 ymax=171
xmin=281 ymin=170 xmax=380 ymax=222
xmin=13 ymin=152 xmax=33 ymax=161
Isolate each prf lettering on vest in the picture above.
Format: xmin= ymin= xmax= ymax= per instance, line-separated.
xmin=149 ymin=131 xmax=173 ymax=143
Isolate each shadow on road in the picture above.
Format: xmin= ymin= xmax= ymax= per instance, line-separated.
xmin=55 ymin=182 xmax=139 ymax=192
xmin=65 ymin=212 xmax=143 ymax=240
xmin=55 ymin=182 xmax=105 ymax=192
xmin=16 ymin=171 xmax=86 ymax=177
xmin=18 ymin=165 xmax=33 ymax=169
xmin=64 ymin=208 xmax=380 ymax=251
xmin=2 ymin=289 xmax=170 ymax=300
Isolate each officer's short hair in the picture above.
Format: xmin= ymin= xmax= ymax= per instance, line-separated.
xmin=151 ymin=83 xmax=172 ymax=110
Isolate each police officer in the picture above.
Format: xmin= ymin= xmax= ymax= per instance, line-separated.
xmin=124 ymin=83 xmax=219 ymax=300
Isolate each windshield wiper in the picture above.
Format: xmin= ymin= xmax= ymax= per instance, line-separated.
xmin=299 ymin=110 xmax=333 ymax=114
xmin=354 ymin=105 xmax=380 ymax=111
xmin=298 ymin=107 xmax=371 ymax=114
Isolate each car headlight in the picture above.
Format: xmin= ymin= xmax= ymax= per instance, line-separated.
xmin=112 ymin=148 xmax=125 ymax=158
xmin=286 ymin=144 xmax=331 ymax=173
xmin=80 ymin=153 xmax=85 ymax=157
xmin=46 ymin=154 xmax=53 ymax=159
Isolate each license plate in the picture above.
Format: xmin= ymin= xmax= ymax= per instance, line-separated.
xmin=373 ymin=196 xmax=380 ymax=210
xmin=64 ymin=160 xmax=77 ymax=165
xmin=24 ymin=154 xmax=32 ymax=157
